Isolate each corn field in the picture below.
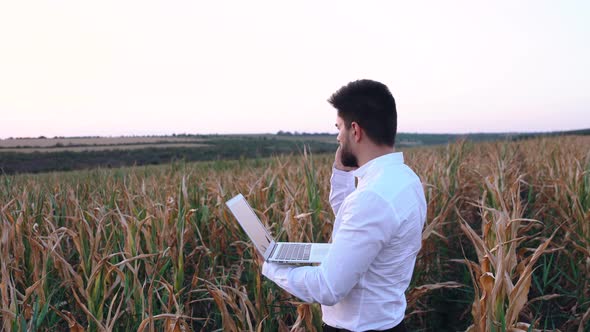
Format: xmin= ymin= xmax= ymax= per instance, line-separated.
xmin=1 ymin=136 xmax=589 ymax=331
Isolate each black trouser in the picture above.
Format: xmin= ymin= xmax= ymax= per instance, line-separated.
xmin=322 ymin=320 xmax=407 ymax=332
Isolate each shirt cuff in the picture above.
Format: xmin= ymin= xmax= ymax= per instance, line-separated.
xmin=331 ymin=166 xmax=355 ymax=186
xmin=331 ymin=166 xmax=354 ymax=178
xmin=262 ymin=261 xmax=294 ymax=281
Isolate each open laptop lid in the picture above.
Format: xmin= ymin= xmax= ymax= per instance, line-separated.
xmin=225 ymin=194 xmax=274 ymax=256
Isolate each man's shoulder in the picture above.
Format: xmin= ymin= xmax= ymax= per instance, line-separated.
xmin=367 ymin=166 xmax=421 ymax=196
xmin=342 ymin=188 xmax=387 ymax=209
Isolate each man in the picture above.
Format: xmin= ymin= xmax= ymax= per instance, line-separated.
xmin=261 ymin=79 xmax=426 ymax=332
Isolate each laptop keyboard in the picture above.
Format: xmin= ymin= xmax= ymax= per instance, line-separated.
xmin=276 ymin=243 xmax=312 ymax=261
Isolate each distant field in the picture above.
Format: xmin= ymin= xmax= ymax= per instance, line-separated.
xmin=0 ymin=136 xmax=338 ymax=174
xmin=0 ymin=136 xmax=207 ymax=148
xmin=0 ymin=143 xmax=209 ymax=153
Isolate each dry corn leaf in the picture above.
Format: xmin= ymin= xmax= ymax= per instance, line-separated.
xmin=506 ymin=230 xmax=555 ymax=326
xmin=208 ymin=286 xmax=238 ymax=332
xmin=63 ymin=311 xmax=85 ymax=332
xmin=294 ymin=212 xmax=313 ymax=219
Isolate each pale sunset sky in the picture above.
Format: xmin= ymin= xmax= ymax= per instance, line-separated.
xmin=0 ymin=1 xmax=589 ymax=139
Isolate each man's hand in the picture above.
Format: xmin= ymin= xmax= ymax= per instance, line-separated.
xmin=334 ymin=146 xmax=358 ymax=172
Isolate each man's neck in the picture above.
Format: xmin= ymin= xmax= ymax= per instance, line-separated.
xmin=356 ymin=144 xmax=395 ymax=167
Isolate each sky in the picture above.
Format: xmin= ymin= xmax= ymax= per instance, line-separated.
xmin=0 ymin=1 xmax=589 ymax=139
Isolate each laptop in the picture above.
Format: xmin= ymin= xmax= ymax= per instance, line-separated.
xmin=225 ymin=193 xmax=330 ymax=264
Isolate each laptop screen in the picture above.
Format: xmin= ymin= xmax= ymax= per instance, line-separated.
xmin=226 ymin=194 xmax=274 ymax=255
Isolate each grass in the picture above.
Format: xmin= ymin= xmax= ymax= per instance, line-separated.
xmin=0 ymin=135 xmax=589 ymax=331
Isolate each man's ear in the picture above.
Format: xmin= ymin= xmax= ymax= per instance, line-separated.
xmin=351 ymin=122 xmax=362 ymax=142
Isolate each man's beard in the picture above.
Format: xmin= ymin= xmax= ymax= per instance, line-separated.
xmin=340 ymin=142 xmax=359 ymax=168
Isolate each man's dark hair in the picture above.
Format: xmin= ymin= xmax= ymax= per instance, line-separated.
xmin=328 ymin=79 xmax=397 ymax=147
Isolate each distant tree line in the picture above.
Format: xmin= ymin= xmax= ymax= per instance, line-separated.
xmin=277 ymin=131 xmax=333 ymax=136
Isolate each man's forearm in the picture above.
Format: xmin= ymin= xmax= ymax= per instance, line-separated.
xmin=329 ymin=167 xmax=355 ymax=215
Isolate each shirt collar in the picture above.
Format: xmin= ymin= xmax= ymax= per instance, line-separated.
xmin=352 ymin=152 xmax=404 ymax=179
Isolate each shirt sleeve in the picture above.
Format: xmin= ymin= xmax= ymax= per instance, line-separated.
xmin=329 ymin=167 xmax=356 ymax=216
xmin=262 ymin=191 xmax=396 ymax=305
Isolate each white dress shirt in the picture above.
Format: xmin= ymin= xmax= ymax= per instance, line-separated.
xmin=262 ymin=152 xmax=426 ymax=331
